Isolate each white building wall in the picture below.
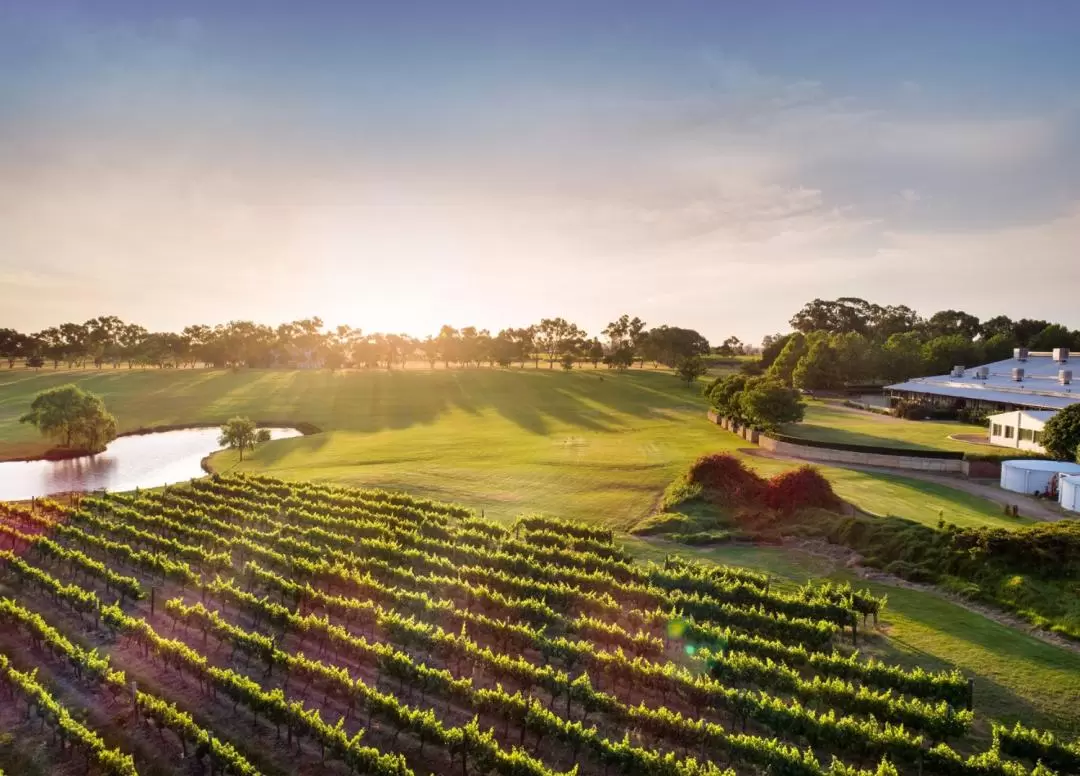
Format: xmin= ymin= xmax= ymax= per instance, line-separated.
xmin=988 ymin=411 xmax=1048 ymax=454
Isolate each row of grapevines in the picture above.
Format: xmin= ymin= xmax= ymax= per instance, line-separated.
xmin=105 ymin=600 xmax=571 ymax=776
xmin=512 ymin=524 xmax=630 ymax=561
xmin=0 ymin=548 xmax=412 ymax=776
xmin=661 ymin=616 xmax=968 ymax=707
xmin=0 ymin=520 xmax=143 ymax=601
xmin=0 ymin=596 xmax=262 ymax=775
xmin=993 ymin=722 xmax=1080 ymax=774
xmin=167 ymin=483 xmax=850 ymax=629
xmin=181 ymin=586 xmax=841 ymax=776
xmin=187 ymin=477 xmax=456 ymax=526
xmin=208 ymin=572 xmax=1018 ymax=776
xmin=0 ymin=651 xmax=138 ymax=776
xmin=63 ymin=507 xmax=230 ymax=570
xmin=213 ymin=569 xmax=954 ymax=759
xmin=138 ymin=492 xmax=847 ymax=648
xmin=48 ymin=495 xmax=938 ymax=727
xmin=24 ymin=502 xmax=207 ymax=587
xmin=173 ymin=484 xmax=862 ymax=630
xmin=234 ymin=476 xmax=879 ymax=622
xmin=225 ymin=471 xmax=472 ymax=517
xmin=238 ymin=553 xmax=962 ymax=739
xmin=81 ymin=492 xmax=841 ymax=649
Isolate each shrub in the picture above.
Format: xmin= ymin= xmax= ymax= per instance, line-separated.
xmin=884 ymin=560 xmax=938 ymax=584
xmin=763 ymin=466 xmax=842 ymax=514
xmin=687 ymin=454 xmax=767 ymax=503
xmin=958 ymin=407 xmax=989 ymax=426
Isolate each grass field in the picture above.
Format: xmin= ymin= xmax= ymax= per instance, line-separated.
xmin=0 ymin=366 xmax=1017 ymax=530
xmin=781 ymin=401 xmax=1001 ymax=454
xmin=2 ymin=366 xmax=1078 ymax=740
xmin=627 ymin=539 xmax=1080 ymax=737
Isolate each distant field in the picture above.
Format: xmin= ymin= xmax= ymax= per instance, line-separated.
xmin=0 ymin=366 xmax=1014 ymax=529
xmin=780 ymin=400 xmax=1007 ymax=454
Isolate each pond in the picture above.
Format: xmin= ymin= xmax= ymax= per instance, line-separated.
xmin=0 ymin=427 xmax=302 ymax=501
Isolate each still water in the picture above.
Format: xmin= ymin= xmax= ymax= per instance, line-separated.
xmin=0 ymin=427 xmax=302 ymax=501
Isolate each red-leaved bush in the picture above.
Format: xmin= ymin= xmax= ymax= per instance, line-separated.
xmin=688 ymin=454 xmax=767 ymax=503
xmin=763 ymin=465 xmax=841 ymax=514
xmin=689 ymin=455 xmax=841 ymax=515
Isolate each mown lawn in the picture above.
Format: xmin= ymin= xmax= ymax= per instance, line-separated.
xmin=0 ymin=366 xmax=1014 ymax=529
xmin=627 ymin=539 xmax=1080 ymax=738
xmin=780 ymin=400 xmax=1004 ymax=454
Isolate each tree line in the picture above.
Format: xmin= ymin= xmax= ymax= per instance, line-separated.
xmin=0 ymin=314 xmax=711 ymax=373
xmin=755 ymin=297 xmax=1080 ymax=391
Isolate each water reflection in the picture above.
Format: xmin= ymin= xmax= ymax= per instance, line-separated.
xmin=0 ymin=427 xmax=302 ymax=501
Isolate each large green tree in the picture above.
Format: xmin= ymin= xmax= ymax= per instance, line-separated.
xmin=1028 ymin=324 xmax=1074 ymax=352
xmin=19 ymin=384 xmax=118 ymax=452
xmin=739 ymin=379 xmax=805 ymax=430
xmin=921 ymin=334 xmax=980 ymax=375
xmin=793 ymin=340 xmax=841 ymax=390
xmin=1042 ymin=405 xmax=1080 ymax=462
xmin=764 ymin=333 xmax=807 ymax=386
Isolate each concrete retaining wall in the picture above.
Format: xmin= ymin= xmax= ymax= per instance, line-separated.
xmin=756 ymin=435 xmax=965 ymax=472
xmin=961 ymin=459 xmax=1003 ymax=479
xmin=708 ymin=411 xmax=966 ymax=474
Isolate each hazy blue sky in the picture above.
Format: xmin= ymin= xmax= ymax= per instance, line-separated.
xmin=2 ymin=1 xmax=1078 ymax=342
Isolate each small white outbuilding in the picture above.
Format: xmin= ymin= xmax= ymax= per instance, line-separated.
xmin=1000 ymin=459 xmax=1080 ymax=497
xmin=987 ymin=410 xmax=1056 ymax=454
xmin=1060 ymin=474 xmax=1080 ymax=513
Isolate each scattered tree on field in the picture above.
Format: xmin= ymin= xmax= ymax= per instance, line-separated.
xmin=19 ymin=384 xmax=118 ymax=452
xmin=677 ymin=355 xmax=707 ymax=385
xmin=716 ymin=336 xmax=745 ymax=356
xmin=536 ymin=318 xmax=585 ymax=369
xmin=586 ymin=338 xmax=604 ymax=368
xmin=219 ymin=416 xmax=258 ymax=461
xmin=640 ymin=326 xmax=710 ymax=368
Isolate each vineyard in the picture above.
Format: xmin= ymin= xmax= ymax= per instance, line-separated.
xmin=0 ymin=474 xmax=1075 ymax=776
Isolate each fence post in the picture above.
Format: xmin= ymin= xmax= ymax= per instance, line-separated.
xmin=967 ymin=678 xmax=975 ymax=711
xmin=150 ymin=587 xmax=156 ymax=617
xmin=852 ymin=611 xmax=858 ymax=646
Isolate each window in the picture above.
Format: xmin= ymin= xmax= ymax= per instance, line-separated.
xmin=1034 ymin=431 xmax=1044 ymax=444
xmin=992 ymin=424 xmax=1002 ymax=436
xmin=1019 ymin=428 xmax=1034 ymax=442
xmin=1004 ymin=426 xmax=1014 ymax=439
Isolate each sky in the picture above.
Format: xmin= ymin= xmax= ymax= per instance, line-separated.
xmin=1 ymin=1 xmax=1078 ymax=344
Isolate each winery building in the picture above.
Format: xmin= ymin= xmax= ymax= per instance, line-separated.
xmin=886 ymin=348 xmax=1079 ymax=414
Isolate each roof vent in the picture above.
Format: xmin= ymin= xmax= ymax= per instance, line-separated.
xmin=1012 ymin=367 xmax=1025 ymax=382
xmin=1054 ymin=347 xmax=1070 ymax=363
xmin=950 ymin=365 xmax=965 ymax=377
xmin=1061 ymin=369 xmax=1074 ymax=385
xmin=976 ymin=366 xmax=990 ymax=379
xmin=1014 ymin=347 xmax=1029 ymax=362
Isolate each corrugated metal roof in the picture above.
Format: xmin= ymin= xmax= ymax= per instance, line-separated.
xmin=886 ymin=353 xmax=1079 ymax=410
xmin=887 ymin=381 xmax=1079 ymax=410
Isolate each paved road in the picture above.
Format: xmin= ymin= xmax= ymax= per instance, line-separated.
xmin=742 ymin=447 xmax=1066 ymax=522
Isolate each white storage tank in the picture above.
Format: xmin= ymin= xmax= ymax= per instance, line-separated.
xmin=1061 ymin=474 xmax=1080 ymax=513
xmin=1000 ymin=459 xmax=1080 ymax=496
